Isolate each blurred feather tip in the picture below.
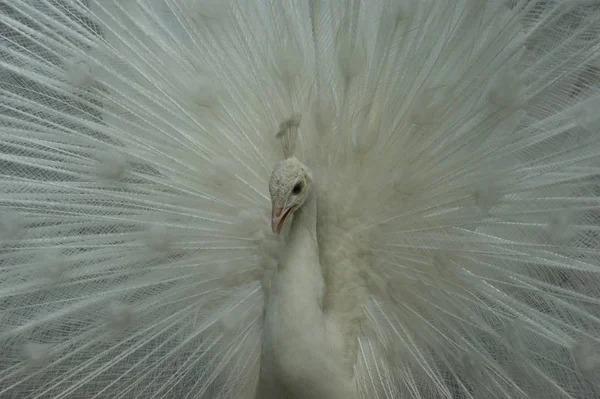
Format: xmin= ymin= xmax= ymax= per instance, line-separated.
xmin=145 ymin=224 xmax=173 ymax=252
xmin=108 ymin=303 xmax=135 ymax=331
xmin=96 ymin=152 xmax=128 ymax=180
xmin=0 ymin=210 xmax=24 ymax=240
xmin=65 ymin=56 xmax=94 ymax=88
xmin=24 ymin=343 xmax=51 ymax=366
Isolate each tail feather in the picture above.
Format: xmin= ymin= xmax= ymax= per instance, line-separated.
xmin=1 ymin=0 xmax=600 ymax=398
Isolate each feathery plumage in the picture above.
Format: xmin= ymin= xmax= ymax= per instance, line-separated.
xmin=1 ymin=0 xmax=600 ymax=398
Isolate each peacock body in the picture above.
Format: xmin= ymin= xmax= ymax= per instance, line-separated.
xmin=1 ymin=0 xmax=600 ymax=398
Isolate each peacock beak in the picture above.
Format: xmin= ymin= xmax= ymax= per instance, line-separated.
xmin=271 ymin=205 xmax=292 ymax=235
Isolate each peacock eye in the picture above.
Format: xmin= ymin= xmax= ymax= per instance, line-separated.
xmin=292 ymin=182 xmax=303 ymax=195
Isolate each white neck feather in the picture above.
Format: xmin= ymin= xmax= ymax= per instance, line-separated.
xmin=285 ymin=190 xmax=318 ymax=256
xmin=275 ymin=189 xmax=322 ymax=306
xmin=258 ymin=190 xmax=355 ymax=398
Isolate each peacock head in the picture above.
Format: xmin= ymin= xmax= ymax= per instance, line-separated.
xmin=268 ymin=157 xmax=313 ymax=234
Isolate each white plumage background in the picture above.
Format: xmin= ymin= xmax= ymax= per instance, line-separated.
xmin=1 ymin=0 xmax=600 ymax=398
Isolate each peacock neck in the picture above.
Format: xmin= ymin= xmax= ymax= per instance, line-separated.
xmin=276 ymin=190 xmax=324 ymax=313
xmin=286 ymin=190 xmax=318 ymax=253
xmin=275 ymin=189 xmax=320 ymax=283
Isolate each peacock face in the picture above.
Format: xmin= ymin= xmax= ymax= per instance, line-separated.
xmin=268 ymin=157 xmax=313 ymax=234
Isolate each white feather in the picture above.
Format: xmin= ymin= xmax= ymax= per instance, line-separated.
xmin=0 ymin=0 xmax=599 ymax=398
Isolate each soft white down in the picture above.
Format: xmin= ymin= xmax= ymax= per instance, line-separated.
xmin=258 ymin=154 xmax=355 ymax=398
xmin=1 ymin=1 xmax=600 ymax=398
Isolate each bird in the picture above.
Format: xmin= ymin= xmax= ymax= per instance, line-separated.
xmin=257 ymin=149 xmax=355 ymax=398
xmin=1 ymin=0 xmax=600 ymax=399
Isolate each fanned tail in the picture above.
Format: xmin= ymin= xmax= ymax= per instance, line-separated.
xmin=0 ymin=1 xmax=600 ymax=398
